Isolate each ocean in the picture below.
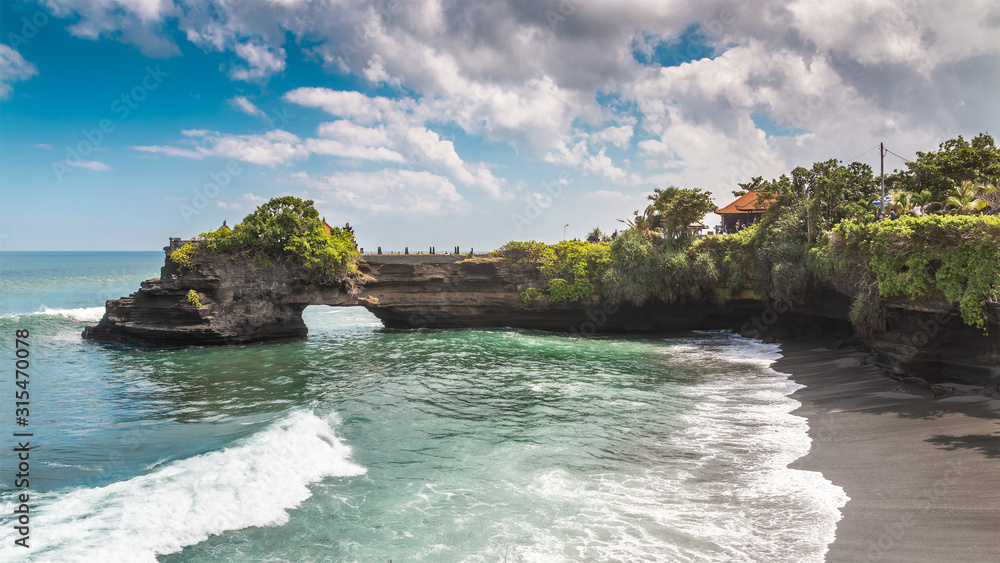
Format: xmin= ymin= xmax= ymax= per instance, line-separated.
xmin=0 ymin=252 xmax=847 ymax=562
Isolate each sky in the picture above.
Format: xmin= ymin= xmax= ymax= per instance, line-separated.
xmin=0 ymin=0 xmax=997 ymax=251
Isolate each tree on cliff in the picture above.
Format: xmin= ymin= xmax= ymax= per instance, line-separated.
xmin=888 ymin=133 xmax=1000 ymax=202
xmin=645 ymin=186 xmax=717 ymax=239
xmin=201 ymin=196 xmax=359 ymax=284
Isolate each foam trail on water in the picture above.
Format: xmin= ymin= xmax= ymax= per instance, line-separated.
xmin=1 ymin=306 xmax=106 ymax=322
xmin=0 ymin=410 xmax=365 ymax=562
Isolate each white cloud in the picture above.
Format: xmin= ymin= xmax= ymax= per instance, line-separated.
xmin=49 ymin=0 xmax=1000 ymax=204
xmin=32 ymin=143 xmax=52 ymax=149
xmin=228 ymin=95 xmax=267 ymax=118
xmin=303 ymin=138 xmax=406 ymax=163
xmin=587 ymin=190 xmax=622 ymax=199
xmin=284 ymin=88 xmax=403 ymax=124
xmin=362 ymin=54 xmax=397 ymax=85
xmin=284 ymin=87 xmax=510 ymax=198
xmin=229 ymin=41 xmax=286 ymax=82
xmin=294 ymin=169 xmax=465 ymax=214
xmin=584 ymin=148 xmax=628 ymax=181
xmin=62 ymin=160 xmax=111 ymax=171
xmin=217 ymin=192 xmax=266 ymax=209
xmin=43 ymin=0 xmax=180 ymax=56
xmin=134 ymin=130 xmax=308 ymax=166
xmin=0 ymin=45 xmax=38 ymax=99
xmin=132 ymin=144 xmax=206 ymax=159
xmin=589 ymin=125 xmax=634 ymax=149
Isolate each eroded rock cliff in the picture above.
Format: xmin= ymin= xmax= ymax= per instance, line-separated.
xmin=84 ymin=240 xmax=1000 ymax=386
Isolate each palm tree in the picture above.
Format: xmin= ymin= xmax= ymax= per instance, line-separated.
xmin=586 ymin=227 xmax=605 ymax=243
xmin=976 ymin=181 xmax=998 ymax=213
xmin=944 ymin=180 xmax=989 ymax=214
xmin=618 ymin=206 xmax=657 ymax=238
xmin=887 ymin=190 xmax=913 ymax=217
xmin=911 ymin=190 xmax=935 ymax=207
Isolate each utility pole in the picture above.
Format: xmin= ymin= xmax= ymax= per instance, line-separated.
xmin=563 ymin=224 xmax=569 ymax=241
xmin=880 ymin=142 xmax=885 ymax=220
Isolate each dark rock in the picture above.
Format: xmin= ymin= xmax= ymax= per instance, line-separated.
xmin=83 ymin=238 xmax=1000 ymax=387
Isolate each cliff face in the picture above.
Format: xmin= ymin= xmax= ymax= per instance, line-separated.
xmin=84 ymin=241 xmax=1000 ymax=386
xmin=82 ymin=247 xmax=753 ymax=346
xmin=864 ymin=303 xmax=999 ymax=385
xmin=83 ymin=248 xmax=353 ymax=347
xmin=356 ymin=254 xmax=765 ymax=332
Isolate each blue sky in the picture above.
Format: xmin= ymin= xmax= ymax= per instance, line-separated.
xmin=1 ymin=0 xmax=997 ymax=251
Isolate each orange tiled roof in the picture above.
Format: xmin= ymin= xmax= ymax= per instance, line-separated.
xmin=717 ymin=191 xmax=773 ymax=215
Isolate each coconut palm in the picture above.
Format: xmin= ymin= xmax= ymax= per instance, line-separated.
xmin=908 ymin=190 xmax=941 ymax=215
xmin=886 ymin=190 xmax=913 ymax=217
xmin=586 ymin=227 xmax=606 ymax=243
xmin=944 ymin=180 xmax=990 ymax=214
xmin=976 ymin=181 xmax=998 ymax=213
xmin=911 ymin=190 xmax=935 ymax=207
xmin=618 ymin=206 xmax=657 ymax=238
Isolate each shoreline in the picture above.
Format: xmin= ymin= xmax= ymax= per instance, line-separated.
xmin=775 ymin=341 xmax=1000 ymax=562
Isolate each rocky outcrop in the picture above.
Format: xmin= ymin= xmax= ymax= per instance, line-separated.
xmin=84 ymin=239 xmax=1000 ymax=386
xmin=864 ymin=302 xmax=1000 ymax=385
xmin=82 ymin=246 xmax=355 ymax=347
xmin=82 ymin=244 xmax=759 ymax=346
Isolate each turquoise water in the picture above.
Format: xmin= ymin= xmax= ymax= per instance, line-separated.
xmin=0 ymin=252 xmax=846 ymax=562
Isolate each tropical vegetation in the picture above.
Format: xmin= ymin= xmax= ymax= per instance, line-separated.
xmin=498 ymin=133 xmax=1000 ymax=334
xmin=170 ymin=196 xmax=360 ymax=284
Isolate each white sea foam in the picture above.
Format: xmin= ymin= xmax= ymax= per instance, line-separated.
xmin=485 ymin=333 xmax=848 ymax=562
xmin=0 ymin=410 xmax=365 ymax=562
xmin=39 ymin=306 xmax=107 ymax=322
xmin=1 ymin=306 xmax=106 ymax=322
xmin=665 ymin=334 xmax=848 ymax=561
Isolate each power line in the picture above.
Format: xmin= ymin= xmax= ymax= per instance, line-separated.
xmin=884 ymin=148 xmax=911 ymax=164
xmin=844 ymin=144 xmax=880 ymax=163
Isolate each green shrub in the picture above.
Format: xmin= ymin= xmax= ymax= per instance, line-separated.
xmin=849 ymin=290 xmax=886 ymax=336
xmin=539 ymin=241 xmax=610 ymax=303
xmin=600 ymin=230 xmax=657 ymax=304
xmin=186 ymin=289 xmax=203 ymax=307
xmin=198 ymin=196 xmax=360 ymax=284
xmin=492 ymin=241 xmax=553 ymax=264
xmin=832 ymin=215 xmax=1000 ymax=329
xmin=600 ymin=230 xmax=719 ymax=305
xmin=497 ymin=240 xmax=610 ymax=304
xmin=521 ymin=287 xmax=545 ymax=306
xmin=170 ymin=243 xmax=198 ymax=272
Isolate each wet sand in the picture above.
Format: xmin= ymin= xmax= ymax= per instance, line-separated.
xmin=776 ymin=341 xmax=1000 ymax=563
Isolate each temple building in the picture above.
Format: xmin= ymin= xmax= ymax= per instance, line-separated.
xmin=717 ymin=191 xmax=773 ymax=233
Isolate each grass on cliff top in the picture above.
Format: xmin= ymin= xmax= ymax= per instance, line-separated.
xmin=170 ymin=196 xmax=360 ymax=285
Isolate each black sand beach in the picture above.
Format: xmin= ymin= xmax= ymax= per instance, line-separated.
xmin=777 ymin=342 xmax=1000 ymax=562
